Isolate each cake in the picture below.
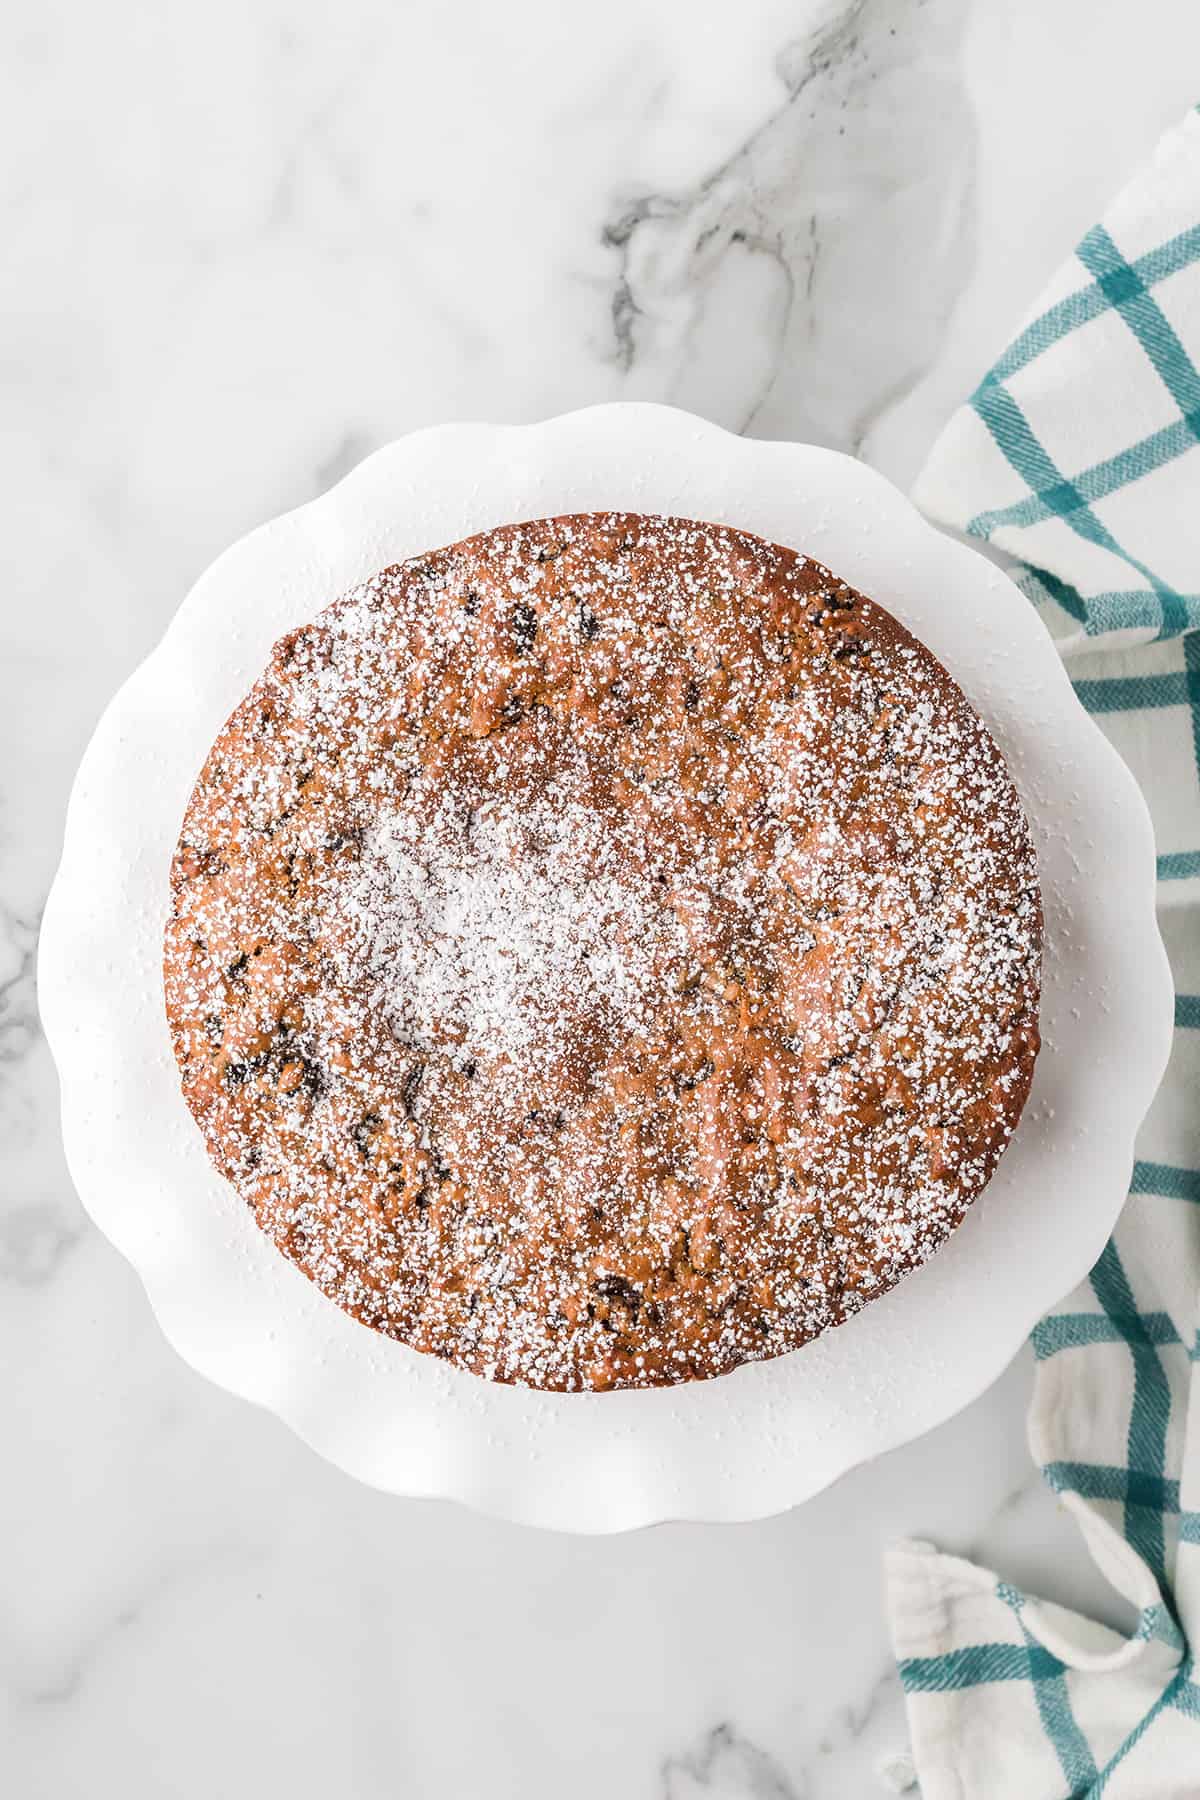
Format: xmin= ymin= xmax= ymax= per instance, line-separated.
xmin=163 ymin=512 xmax=1041 ymax=1391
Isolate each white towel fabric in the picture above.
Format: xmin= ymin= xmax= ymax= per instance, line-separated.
xmin=887 ymin=105 xmax=1200 ymax=1798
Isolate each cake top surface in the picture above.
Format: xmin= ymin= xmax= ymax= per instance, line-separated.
xmin=164 ymin=511 xmax=1041 ymax=1390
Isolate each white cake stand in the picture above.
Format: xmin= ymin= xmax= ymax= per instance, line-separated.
xmin=39 ymin=405 xmax=1173 ymax=1532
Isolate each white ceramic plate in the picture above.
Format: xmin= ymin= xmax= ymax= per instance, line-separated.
xmin=39 ymin=404 xmax=1173 ymax=1532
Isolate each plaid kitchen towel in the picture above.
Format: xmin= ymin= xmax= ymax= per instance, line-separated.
xmin=886 ymin=106 xmax=1200 ymax=1797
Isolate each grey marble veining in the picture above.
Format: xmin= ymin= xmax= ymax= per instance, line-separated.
xmin=606 ymin=0 xmax=975 ymax=451
xmin=662 ymin=1723 xmax=805 ymax=1799
xmin=4 ymin=0 xmax=1200 ymax=1793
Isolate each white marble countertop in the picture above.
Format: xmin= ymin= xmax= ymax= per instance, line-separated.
xmin=5 ymin=3 xmax=1197 ymax=1794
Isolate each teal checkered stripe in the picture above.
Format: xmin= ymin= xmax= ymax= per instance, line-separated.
xmin=1157 ymin=851 xmax=1200 ymax=880
xmin=1059 ymin=634 xmax=1200 ymax=883
xmin=993 ymin=856 xmax=1197 ymax=1789
xmin=1128 ymin=1159 xmax=1200 ymax=1203
xmin=901 ymin=1586 xmax=1193 ymax=1789
xmin=901 ymin=1590 xmax=1194 ymax=1793
xmin=967 ymin=217 xmax=1200 ymax=642
xmin=1025 ymin=1140 xmax=1200 ymax=1592
xmin=901 ymin=1629 xmax=1098 ymax=1789
xmin=995 ymin=957 xmax=1199 ymax=1782
xmin=899 ymin=1646 xmax=1200 ymax=1794
xmin=1056 ymin=1240 xmax=1176 ymax=1586
xmin=908 ymin=1153 xmax=1200 ymax=1787
xmin=895 ymin=109 xmax=1200 ymax=1797
xmin=1042 ymin=608 xmax=1200 ymax=1620
xmin=1029 ymin=1180 xmax=1200 ymax=1573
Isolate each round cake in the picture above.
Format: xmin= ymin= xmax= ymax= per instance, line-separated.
xmin=164 ymin=512 xmax=1041 ymax=1391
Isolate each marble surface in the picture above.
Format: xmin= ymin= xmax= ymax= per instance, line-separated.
xmin=4 ymin=2 xmax=1196 ymax=1793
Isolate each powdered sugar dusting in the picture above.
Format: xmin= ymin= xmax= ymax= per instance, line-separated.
xmin=336 ymin=783 xmax=687 ymax=1083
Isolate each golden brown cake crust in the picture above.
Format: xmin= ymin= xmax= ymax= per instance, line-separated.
xmin=164 ymin=512 xmax=1041 ymax=1390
